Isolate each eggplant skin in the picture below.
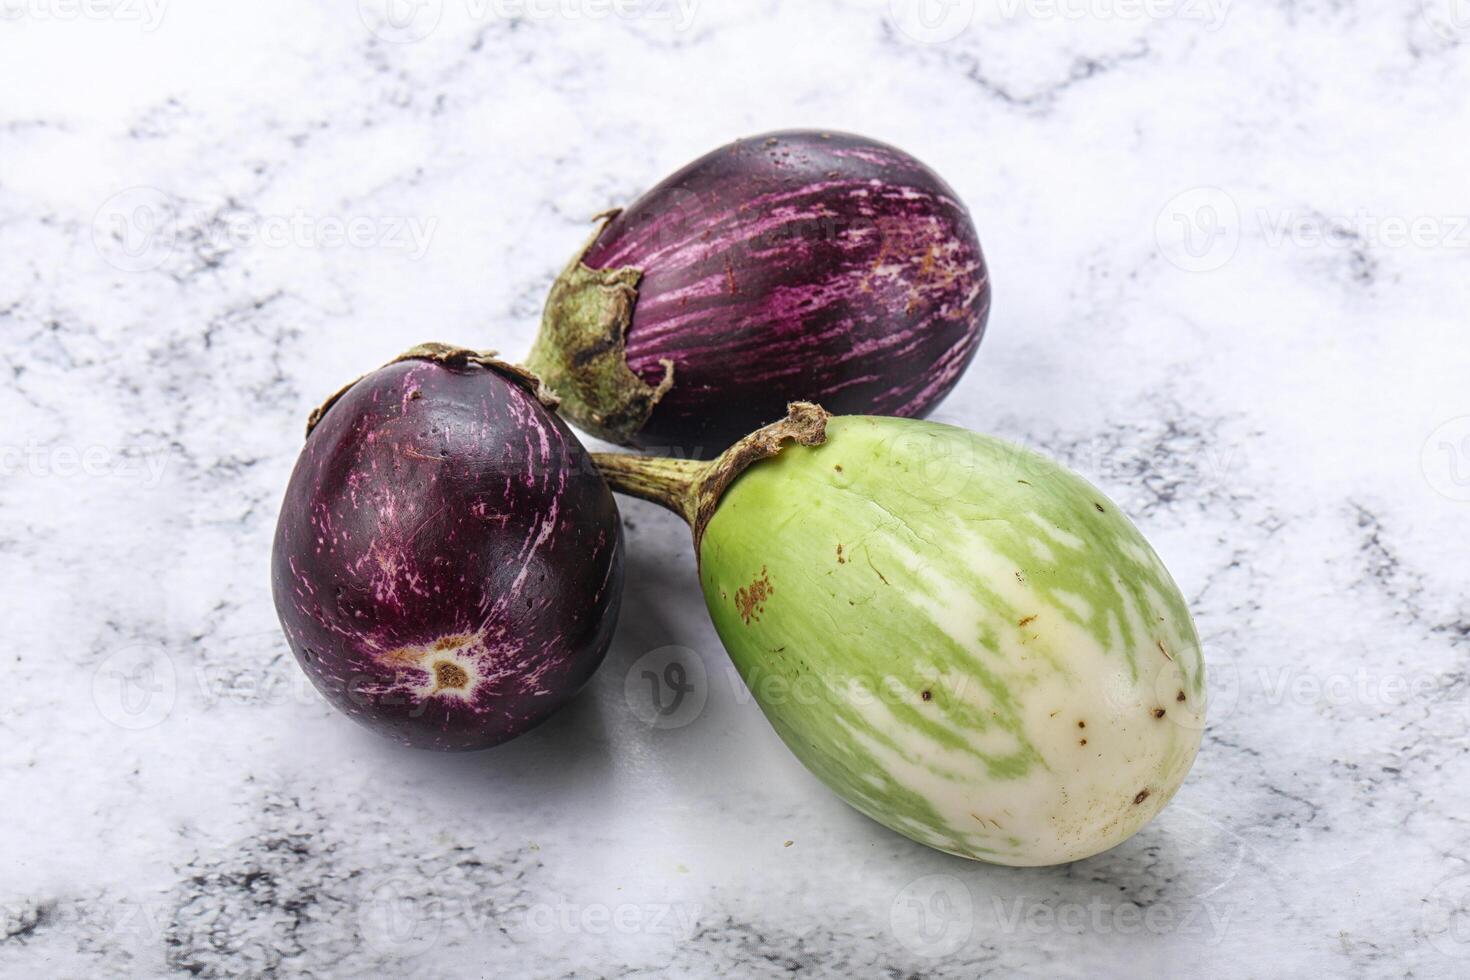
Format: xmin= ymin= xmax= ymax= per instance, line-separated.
xmin=271 ymin=358 xmax=623 ymax=752
xmin=697 ymin=417 xmax=1204 ymax=865
xmin=587 ymin=129 xmax=989 ymax=456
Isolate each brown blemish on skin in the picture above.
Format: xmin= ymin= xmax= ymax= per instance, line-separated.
xmin=921 ymin=690 xmax=932 ymax=702
xmin=382 ymin=633 xmax=479 ymax=670
xmin=834 ymin=464 xmax=843 ymax=473
xmin=381 ymin=646 xmax=424 ymax=667
xmin=1153 ymin=708 xmax=1167 ymax=719
xmin=1015 ymin=570 xmax=1026 ymax=584
xmin=836 ymin=544 xmax=846 ymax=564
xmin=1077 ymin=720 xmax=1086 ymax=729
xmin=409 ymin=390 xmax=423 ymax=401
xmin=1094 ymin=502 xmax=1105 ymax=513
xmin=1019 ymin=615 xmax=1038 ymax=627
xmin=1134 ymin=789 xmax=1151 ymax=805
xmin=735 ymin=566 xmax=773 ymax=624
xmin=433 ymin=661 xmax=469 ymax=691
xmin=1177 ymin=690 xmax=1187 ymax=702
xmin=1080 ymin=739 xmax=1087 ymax=746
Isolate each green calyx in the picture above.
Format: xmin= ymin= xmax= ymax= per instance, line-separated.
xmin=524 ymin=212 xmax=675 ymax=445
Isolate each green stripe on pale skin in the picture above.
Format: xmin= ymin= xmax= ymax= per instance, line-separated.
xmin=697 ymin=417 xmax=1205 ymax=866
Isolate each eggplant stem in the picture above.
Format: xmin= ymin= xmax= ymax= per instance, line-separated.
xmin=592 ymin=402 xmax=832 ymax=552
xmin=591 ymin=454 xmax=705 ymax=527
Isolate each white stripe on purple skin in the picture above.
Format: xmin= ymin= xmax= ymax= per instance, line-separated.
xmin=271 ymin=357 xmax=623 ymax=752
xmin=583 ymin=130 xmax=990 ymax=457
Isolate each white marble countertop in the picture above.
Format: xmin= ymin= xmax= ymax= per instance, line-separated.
xmin=3 ymin=1 xmax=1468 ymax=976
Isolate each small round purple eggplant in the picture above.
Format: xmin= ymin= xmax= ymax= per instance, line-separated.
xmin=271 ymin=344 xmax=623 ymax=752
xmin=525 ymin=129 xmax=990 ymax=457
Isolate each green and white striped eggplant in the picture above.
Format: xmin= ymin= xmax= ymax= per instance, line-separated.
xmin=596 ymin=405 xmax=1205 ymax=866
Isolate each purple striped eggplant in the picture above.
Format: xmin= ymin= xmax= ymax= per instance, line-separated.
xmin=525 ymin=129 xmax=990 ymax=457
xmin=271 ymin=344 xmax=624 ymax=752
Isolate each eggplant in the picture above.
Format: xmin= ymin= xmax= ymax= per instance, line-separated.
xmin=592 ymin=406 xmax=1205 ymax=865
xmin=271 ymin=345 xmax=623 ymax=751
xmin=526 ymin=130 xmax=990 ymax=457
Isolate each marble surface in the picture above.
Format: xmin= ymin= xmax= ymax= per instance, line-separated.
xmin=2 ymin=0 xmax=1468 ymax=976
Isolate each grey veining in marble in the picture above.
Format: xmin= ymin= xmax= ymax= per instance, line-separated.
xmin=2 ymin=0 xmax=1468 ymax=976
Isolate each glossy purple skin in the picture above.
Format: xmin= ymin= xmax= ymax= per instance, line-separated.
xmin=587 ymin=129 xmax=989 ymax=456
xmin=271 ymin=358 xmax=623 ymax=752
